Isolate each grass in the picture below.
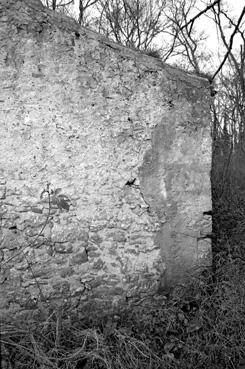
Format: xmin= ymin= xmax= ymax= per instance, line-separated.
xmin=1 ymin=254 xmax=245 ymax=369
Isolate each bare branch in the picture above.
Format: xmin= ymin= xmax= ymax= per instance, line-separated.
xmin=95 ymin=0 xmax=167 ymax=50
xmin=58 ymin=0 xmax=74 ymax=7
xmin=180 ymin=0 xmax=220 ymax=31
xmin=78 ymin=0 xmax=99 ymax=24
xmin=212 ymin=6 xmax=245 ymax=80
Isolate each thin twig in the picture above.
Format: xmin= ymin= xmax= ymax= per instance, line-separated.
xmin=180 ymin=0 xmax=220 ymax=31
xmin=1 ymin=184 xmax=52 ymax=267
xmin=212 ymin=6 xmax=245 ymax=80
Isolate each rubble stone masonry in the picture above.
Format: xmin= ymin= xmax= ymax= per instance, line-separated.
xmin=0 ymin=0 xmax=212 ymax=315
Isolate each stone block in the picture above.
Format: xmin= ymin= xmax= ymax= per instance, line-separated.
xmin=69 ymin=249 xmax=88 ymax=265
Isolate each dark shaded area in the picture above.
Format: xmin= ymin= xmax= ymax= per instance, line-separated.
xmin=125 ymin=178 xmax=136 ymax=186
xmin=211 ymin=132 xmax=245 ymax=272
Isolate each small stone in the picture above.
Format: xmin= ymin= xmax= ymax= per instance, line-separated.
xmin=73 ymin=286 xmax=85 ymax=296
xmin=52 ymin=281 xmax=70 ymax=295
xmin=90 ymin=223 xmax=105 ymax=232
xmin=78 ymin=229 xmax=89 ymax=241
xmin=1 ymin=234 xmax=19 ymax=250
xmin=54 ymin=243 xmax=73 ymax=254
xmin=22 ymin=280 xmax=36 ymax=288
xmin=89 ymin=278 xmax=103 ymax=289
xmin=89 ymin=233 xmax=103 ymax=244
xmin=70 ymin=250 xmax=88 ymax=265
xmin=86 ymin=243 xmax=98 ymax=252
xmin=87 ymin=251 xmax=101 ymax=258
xmin=120 ymin=223 xmax=130 ymax=230
xmin=31 ymin=207 xmax=43 ymax=214
xmin=54 ymin=256 xmax=66 ymax=265
xmin=92 ymin=258 xmax=105 ymax=270
xmin=15 ymin=263 xmax=29 ymax=271
xmin=59 ymin=267 xmax=74 ymax=278
xmin=0 ymin=186 xmax=6 ymax=199
xmin=0 ymin=250 xmax=4 ymax=262
xmin=113 ymin=231 xmax=126 ymax=243
xmin=127 ymin=248 xmax=139 ymax=255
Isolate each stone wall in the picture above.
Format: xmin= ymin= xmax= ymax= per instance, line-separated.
xmin=0 ymin=0 xmax=212 ymax=315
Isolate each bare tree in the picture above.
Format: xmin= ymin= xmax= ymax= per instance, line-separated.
xmin=44 ymin=0 xmax=74 ymax=11
xmin=78 ymin=0 xmax=99 ymax=25
xmin=160 ymin=0 xmax=229 ymax=75
xmin=93 ymin=0 xmax=169 ymax=51
xmin=41 ymin=0 xmax=99 ymax=25
xmin=210 ymin=1 xmax=245 ymax=146
xmin=180 ymin=0 xmax=220 ymax=32
xmin=211 ymin=3 xmax=245 ymax=81
xmin=162 ymin=0 xmax=207 ymax=72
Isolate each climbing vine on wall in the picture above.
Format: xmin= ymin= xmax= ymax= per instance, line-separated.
xmin=0 ymin=183 xmax=71 ymax=303
xmin=41 ymin=185 xmax=71 ymax=211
